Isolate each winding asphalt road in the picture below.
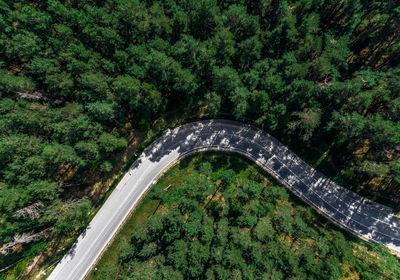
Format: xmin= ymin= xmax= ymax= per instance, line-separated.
xmin=48 ymin=119 xmax=400 ymax=280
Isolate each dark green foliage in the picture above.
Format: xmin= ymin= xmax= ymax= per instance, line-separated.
xmin=0 ymin=0 xmax=399 ymax=274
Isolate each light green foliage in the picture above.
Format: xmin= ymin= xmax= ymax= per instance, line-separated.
xmin=26 ymin=180 xmax=57 ymax=200
xmin=5 ymin=31 xmax=42 ymax=59
xmin=42 ymin=143 xmax=82 ymax=166
xmin=79 ymin=72 xmax=110 ymax=96
xmin=41 ymin=198 xmax=92 ymax=235
xmin=86 ymin=101 xmax=115 ymax=123
xmin=0 ymin=70 xmax=35 ymax=93
xmin=98 ymin=132 xmax=127 ymax=153
xmin=288 ymin=108 xmax=321 ymax=141
xmin=112 ymin=75 xmax=141 ymax=103
xmin=74 ymin=141 xmax=100 ymax=161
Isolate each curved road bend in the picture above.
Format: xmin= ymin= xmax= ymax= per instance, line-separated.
xmin=48 ymin=119 xmax=400 ymax=280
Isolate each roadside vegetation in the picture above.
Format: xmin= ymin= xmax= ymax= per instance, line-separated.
xmin=90 ymin=152 xmax=400 ymax=280
xmin=0 ymin=0 xmax=399 ymax=276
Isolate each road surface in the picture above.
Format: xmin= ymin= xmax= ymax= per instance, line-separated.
xmin=48 ymin=119 xmax=400 ymax=280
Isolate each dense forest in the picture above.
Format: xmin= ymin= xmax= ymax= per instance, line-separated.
xmin=92 ymin=153 xmax=400 ymax=280
xmin=0 ymin=0 xmax=399 ymax=276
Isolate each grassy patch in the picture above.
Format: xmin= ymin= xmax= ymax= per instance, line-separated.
xmin=87 ymin=197 xmax=159 ymax=280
